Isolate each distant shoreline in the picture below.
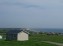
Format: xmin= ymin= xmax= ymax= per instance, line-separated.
xmin=0 ymin=28 xmax=63 ymax=33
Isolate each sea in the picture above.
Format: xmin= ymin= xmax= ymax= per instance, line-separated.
xmin=31 ymin=28 xmax=63 ymax=33
xmin=0 ymin=28 xmax=63 ymax=33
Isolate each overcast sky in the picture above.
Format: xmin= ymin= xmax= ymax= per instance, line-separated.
xmin=0 ymin=0 xmax=63 ymax=28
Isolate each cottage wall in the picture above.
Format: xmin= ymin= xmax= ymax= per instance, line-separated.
xmin=0 ymin=35 xmax=2 ymax=39
xmin=6 ymin=34 xmax=17 ymax=40
xmin=17 ymin=31 xmax=28 ymax=41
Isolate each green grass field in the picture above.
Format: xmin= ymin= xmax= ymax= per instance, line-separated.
xmin=0 ymin=34 xmax=63 ymax=46
xmin=30 ymin=34 xmax=63 ymax=43
xmin=0 ymin=40 xmax=57 ymax=46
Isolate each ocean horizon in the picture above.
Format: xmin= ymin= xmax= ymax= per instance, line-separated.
xmin=31 ymin=28 xmax=63 ymax=33
xmin=0 ymin=28 xmax=63 ymax=33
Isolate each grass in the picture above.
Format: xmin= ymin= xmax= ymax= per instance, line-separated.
xmin=30 ymin=34 xmax=63 ymax=43
xmin=0 ymin=34 xmax=63 ymax=46
xmin=0 ymin=40 xmax=57 ymax=46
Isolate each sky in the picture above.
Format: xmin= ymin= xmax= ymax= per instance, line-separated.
xmin=0 ymin=0 xmax=63 ymax=28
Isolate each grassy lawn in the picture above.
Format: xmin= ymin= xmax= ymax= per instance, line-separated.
xmin=30 ymin=34 xmax=63 ymax=43
xmin=0 ymin=40 xmax=57 ymax=46
xmin=0 ymin=34 xmax=63 ymax=46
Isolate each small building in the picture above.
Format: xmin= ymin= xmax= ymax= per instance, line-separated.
xmin=0 ymin=35 xmax=2 ymax=39
xmin=6 ymin=29 xmax=29 ymax=41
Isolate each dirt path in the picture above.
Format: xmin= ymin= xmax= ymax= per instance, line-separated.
xmin=42 ymin=41 xmax=63 ymax=46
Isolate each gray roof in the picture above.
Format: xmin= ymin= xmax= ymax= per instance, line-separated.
xmin=6 ymin=29 xmax=29 ymax=34
xmin=6 ymin=29 xmax=22 ymax=34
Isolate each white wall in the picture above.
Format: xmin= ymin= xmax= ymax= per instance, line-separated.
xmin=0 ymin=35 xmax=2 ymax=39
xmin=17 ymin=31 xmax=28 ymax=41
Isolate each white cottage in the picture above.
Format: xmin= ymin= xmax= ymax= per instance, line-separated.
xmin=0 ymin=35 xmax=2 ymax=39
xmin=6 ymin=29 xmax=29 ymax=41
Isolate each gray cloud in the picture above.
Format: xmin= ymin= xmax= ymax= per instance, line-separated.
xmin=0 ymin=2 xmax=46 ymax=9
xmin=0 ymin=0 xmax=63 ymax=28
xmin=0 ymin=0 xmax=63 ymax=9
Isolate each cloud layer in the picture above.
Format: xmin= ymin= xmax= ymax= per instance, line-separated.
xmin=0 ymin=0 xmax=63 ymax=28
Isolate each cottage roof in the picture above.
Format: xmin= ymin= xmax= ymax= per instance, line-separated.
xmin=6 ymin=29 xmax=29 ymax=34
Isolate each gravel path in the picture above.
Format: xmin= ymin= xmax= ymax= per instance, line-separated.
xmin=42 ymin=41 xmax=63 ymax=46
